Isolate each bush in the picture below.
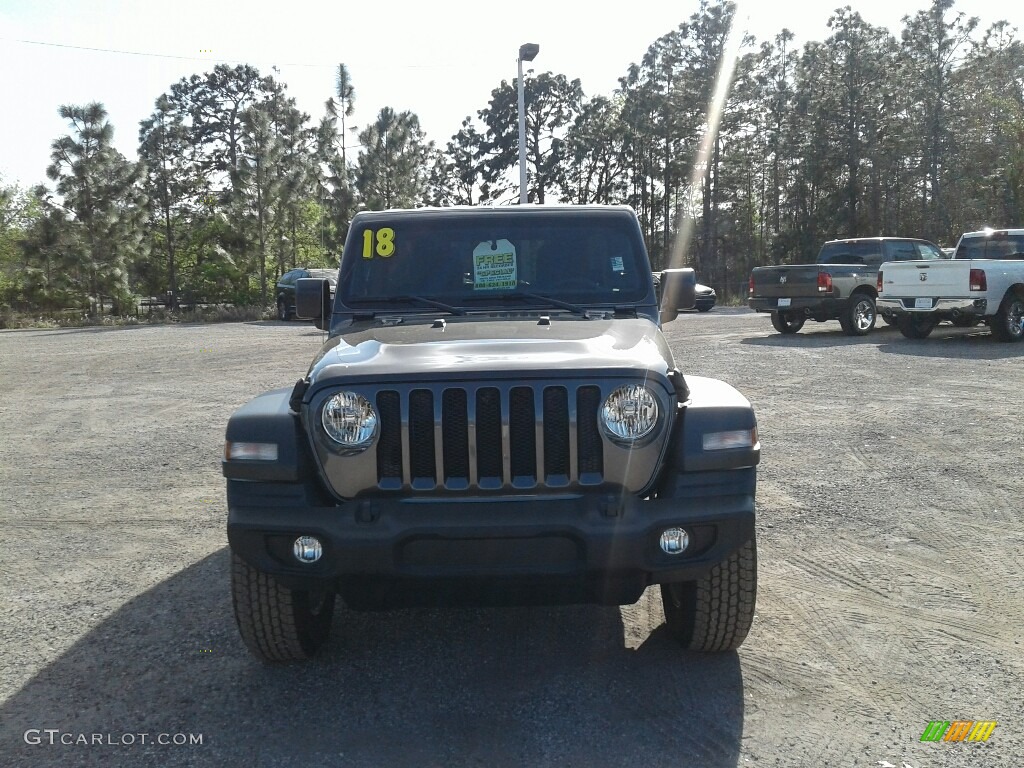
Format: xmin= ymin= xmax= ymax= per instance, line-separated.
xmin=0 ymin=304 xmax=272 ymax=329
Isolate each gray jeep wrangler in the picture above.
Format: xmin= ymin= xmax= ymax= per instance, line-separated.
xmin=223 ymin=205 xmax=759 ymax=662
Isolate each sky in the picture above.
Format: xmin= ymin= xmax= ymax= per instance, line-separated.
xmin=1 ymin=0 xmax=1021 ymax=189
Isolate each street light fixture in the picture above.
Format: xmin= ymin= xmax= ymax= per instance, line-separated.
xmin=517 ymin=42 xmax=539 ymax=204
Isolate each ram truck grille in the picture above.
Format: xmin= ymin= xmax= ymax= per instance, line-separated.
xmin=374 ymin=384 xmax=604 ymax=491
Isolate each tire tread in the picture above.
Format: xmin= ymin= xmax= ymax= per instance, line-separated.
xmin=230 ymin=553 xmax=333 ymax=662
xmin=661 ymin=539 xmax=757 ymax=652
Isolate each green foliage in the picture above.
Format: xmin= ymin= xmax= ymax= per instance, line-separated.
xmin=477 ymin=71 xmax=583 ymax=203
xmin=355 ymin=107 xmax=433 ymax=209
xmin=41 ymin=102 xmax=148 ymax=314
xmin=0 ymin=180 xmax=42 ymax=305
xmin=11 ymin=1 xmax=1024 ymax=313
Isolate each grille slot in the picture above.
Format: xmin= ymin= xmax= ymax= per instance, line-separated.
xmin=377 ymin=383 xmax=606 ymax=491
xmin=577 ymin=386 xmax=603 ymax=478
xmin=543 ymin=387 xmax=570 ymax=482
xmin=476 ymin=387 xmax=503 ymax=487
xmin=408 ymin=389 xmax=436 ymax=486
xmin=376 ymin=391 xmax=402 ymax=487
xmin=442 ymin=389 xmax=469 ymax=487
xmin=509 ymin=386 xmax=537 ymax=484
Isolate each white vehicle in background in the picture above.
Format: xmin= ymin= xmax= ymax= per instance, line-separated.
xmin=877 ymin=228 xmax=1024 ymax=341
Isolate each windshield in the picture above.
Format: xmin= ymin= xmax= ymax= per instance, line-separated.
xmin=955 ymin=232 xmax=1024 ymax=260
xmin=339 ymin=211 xmax=649 ymax=312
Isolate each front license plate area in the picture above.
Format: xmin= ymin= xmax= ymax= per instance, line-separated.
xmin=777 ymin=298 xmax=791 ymax=308
xmin=914 ymin=298 xmax=933 ymax=309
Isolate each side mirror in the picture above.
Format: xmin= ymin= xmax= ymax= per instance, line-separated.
xmin=296 ymin=278 xmax=332 ymax=330
xmin=658 ymin=268 xmax=696 ymax=324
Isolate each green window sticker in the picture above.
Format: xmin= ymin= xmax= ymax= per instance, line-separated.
xmin=472 ymin=240 xmax=517 ymax=290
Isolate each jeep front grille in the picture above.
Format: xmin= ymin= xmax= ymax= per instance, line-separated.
xmin=375 ymin=384 xmax=604 ymax=491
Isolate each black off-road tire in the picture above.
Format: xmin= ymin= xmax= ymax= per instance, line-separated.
xmin=770 ymin=311 xmax=805 ymax=334
xmin=660 ymin=538 xmax=757 ymax=652
xmin=881 ymin=315 xmax=897 ymax=326
xmin=897 ymin=314 xmax=937 ymax=339
xmin=230 ymin=553 xmax=335 ymax=662
xmin=989 ymin=292 xmax=1024 ymax=342
xmin=839 ymin=293 xmax=876 ymax=336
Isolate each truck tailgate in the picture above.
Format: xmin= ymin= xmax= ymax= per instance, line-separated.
xmin=750 ymin=266 xmax=822 ymax=298
xmin=879 ymin=261 xmax=970 ymax=298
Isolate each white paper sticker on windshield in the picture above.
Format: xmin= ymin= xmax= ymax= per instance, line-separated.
xmin=472 ymin=240 xmax=517 ymax=290
xmin=611 ymin=256 xmax=624 ymax=272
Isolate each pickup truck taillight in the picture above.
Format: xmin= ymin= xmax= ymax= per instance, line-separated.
xmin=876 ymin=271 xmax=883 ymax=292
xmin=970 ymin=268 xmax=987 ymax=292
xmin=817 ymin=272 xmax=833 ymax=293
xmin=748 ymin=275 xmax=754 ymax=295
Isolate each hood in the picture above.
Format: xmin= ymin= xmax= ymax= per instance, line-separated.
xmin=306 ymin=316 xmax=675 ymax=387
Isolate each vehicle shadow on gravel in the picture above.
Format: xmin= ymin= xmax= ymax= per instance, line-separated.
xmin=0 ymin=549 xmax=745 ymax=768
xmin=876 ymin=328 xmax=1023 ymax=359
xmin=739 ymin=327 xmax=896 ymax=347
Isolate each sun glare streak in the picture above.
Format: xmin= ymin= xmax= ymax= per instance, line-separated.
xmin=666 ymin=4 xmax=747 ymax=278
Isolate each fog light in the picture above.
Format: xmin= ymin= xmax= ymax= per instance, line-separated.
xmin=293 ymin=536 xmax=323 ymax=563
xmin=659 ymin=527 xmax=689 ymax=555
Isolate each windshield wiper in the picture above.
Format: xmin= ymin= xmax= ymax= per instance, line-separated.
xmin=490 ymin=290 xmax=590 ymax=316
xmin=357 ymin=295 xmax=466 ymax=316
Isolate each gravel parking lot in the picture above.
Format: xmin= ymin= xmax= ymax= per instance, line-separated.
xmin=1 ymin=311 xmax=1021 ymax=767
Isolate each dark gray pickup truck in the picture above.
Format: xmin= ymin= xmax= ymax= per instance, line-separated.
xmin=748 ymin=237 xmax=945 ymax=335
xmin=222 ymin=205 xmax=760 ymax=662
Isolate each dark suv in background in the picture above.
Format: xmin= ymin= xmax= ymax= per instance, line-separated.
xmin=275 ymin=268 xmax=337 ymax=321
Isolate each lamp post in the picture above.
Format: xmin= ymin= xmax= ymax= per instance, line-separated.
xmin=517 ymin=42 xmax=539 ymax=204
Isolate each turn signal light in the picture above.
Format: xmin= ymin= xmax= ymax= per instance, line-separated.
xmin=224 ymin=441 xmax=278 ymax=461
xmin=817 ymin=272 xmax=833 ymax=292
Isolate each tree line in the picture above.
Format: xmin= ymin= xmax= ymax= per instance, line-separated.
xmin=2 ymin=0 xmax=1022 ymax=313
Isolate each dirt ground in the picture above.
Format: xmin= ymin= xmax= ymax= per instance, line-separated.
xmin=0 ymin=310 xmax=1021 ymax=768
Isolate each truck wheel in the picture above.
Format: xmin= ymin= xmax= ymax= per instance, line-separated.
xmin=660 ymin=538 xmax=757 ymax=652
xmin=840 ymin=294 xmax=876 ymax=336
xmin=230 ymin=553 xmax=335 ymax=662
xmin=897 ymin=314 xmax=936 ymax=339
xmin=990 ymin=293 xmax=1024 ymax=342
xmin=882 ymin=315 xmax=897 ymax=326
xmin=770 ymin=311 xmax=805 ymax=334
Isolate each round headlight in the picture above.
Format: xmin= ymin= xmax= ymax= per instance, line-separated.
xmin=322 ymin=392 xmax=378 ymax=448
xmin=601 ymin=384 xmax=659 ymax=442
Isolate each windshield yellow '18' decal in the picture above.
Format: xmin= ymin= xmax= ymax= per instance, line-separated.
xmin=361 ymin=228 xmax=396 ymax=258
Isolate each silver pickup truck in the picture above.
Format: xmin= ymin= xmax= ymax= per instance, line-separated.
xmin=748 ymin=237 xmax=945 ymax=335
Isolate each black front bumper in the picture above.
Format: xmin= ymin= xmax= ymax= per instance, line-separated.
xmin=227 ymin=468 xmax=756 ymax=605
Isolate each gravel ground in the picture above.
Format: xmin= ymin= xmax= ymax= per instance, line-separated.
xmin=0 ymin=311 xmax=1021 ymax=767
